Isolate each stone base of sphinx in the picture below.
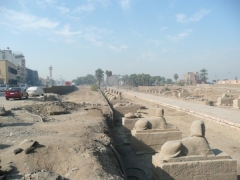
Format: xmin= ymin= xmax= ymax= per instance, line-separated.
xmin=122 ymin=117 xmax=140 ymax=134
xmin=131 ymin=124 xmax=182 ymax=154
xmin=152 ymin=150 xmax=237 ymax=180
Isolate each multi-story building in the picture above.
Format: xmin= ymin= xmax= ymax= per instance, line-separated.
xmin=183 ymin=72 xmax=201 ymax=85
xmin=0 ymin=49 xmax=27 ymax=83
xmin=107 ymin=75 xmax=119 ymax=86
xmin=26 ymin=68 xmax=40 ymax=86
xmin=0 ymin=60 xmax=17 ymax=85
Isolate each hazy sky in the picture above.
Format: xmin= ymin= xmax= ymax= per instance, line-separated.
xmin=0 ymin=0 xmax=239 ymax=81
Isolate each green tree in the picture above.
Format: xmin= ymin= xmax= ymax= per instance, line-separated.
xmin=121 ymin=75 xmax=129 ymax=85
xmin=128 ymin=74 xmax=138 ymax=86
xmin=142 ymin=74 xmax=151 ymax=85
xmin=95 ymin=68 xmax=104 ymax=88
xmin=174 ymin=74 xmax=179 ymax=84
xmin=200 ymin=68 xmax=208 ymax=83
xmin=72 ymin=74 xmax=96 ymax=85
xmin=155 ymin=76 xmax=162 ymax=86
xmin=161 ymin=77 xmax=166 ymax=84
xmin=166 ymin=78 xmax=173 ymax=84
xmin=149 ymin=76 xmax=156 ymax=85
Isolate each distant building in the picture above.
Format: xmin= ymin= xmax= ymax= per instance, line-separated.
xmin=107 ymin=75 xmax=119 ymax=86
xmin=0 ymin=60 xmax=17 ymax=85
xmin=217 ymin=80 xmax=240 ymax=84
xmin=26 ymin=68 xmax=39 ymax=86
xmin=183 ymin=72 xmax=201 ymax=85
xmin=0 ymin=49 xmax=27 ymax=83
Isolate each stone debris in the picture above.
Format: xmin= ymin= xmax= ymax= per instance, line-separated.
xmin=206 ymin=100 xmax=214 ymax=106
xmin=24 ymin=170 xmax=66 ymax=180
xmin=0 ymin=105 xmax=7 ymax=116
xmin=0 ymin=164 xmax=13 ymax=179
xmin=13 ymin=148 xmax=23 ymax=155
xmin=44 ymin=93 xmax=61 ymax=101
xmin=124 ymin=112 xmax=137 ymax=118
xmin=14 ymin=101 xmax=86 ymax=121
xmin=134 ymin=113 xmax=141 ymax=118
xmin=25 ymin=141 xmax=40 ymax=154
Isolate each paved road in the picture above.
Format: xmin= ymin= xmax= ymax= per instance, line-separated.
xmin=114 ymin=88 xmax=240 ymax=129
xmin=0 ymin=92 xmax=39 ymax=110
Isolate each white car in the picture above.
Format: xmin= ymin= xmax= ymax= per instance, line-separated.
xmin=26 ymin=86 xmax=44 ymax=96
xmin=0 ymin=84 xmax=10 ymax=92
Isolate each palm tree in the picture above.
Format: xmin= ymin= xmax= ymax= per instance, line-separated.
xmin=105 ymin=70 xmax=112 ymax=86
xmin=200 ymin=69 xmax=208 ymax=83
xmin=95 ymin=68 xmax=104 ymax=88
xmin=174 ymin=74 xmax=179 ymax=84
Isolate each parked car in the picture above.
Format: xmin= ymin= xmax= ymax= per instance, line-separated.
xmin=5 ymin=87 xmax=29 ymax=100
xmin=26 ymin=86 xmax=44 ymax=96
xmin=0 ymin=84 xmax=10 ymax=92
xmin=19 ymin=84 xmax=29 ymax=91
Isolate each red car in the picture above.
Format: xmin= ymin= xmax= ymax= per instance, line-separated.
xmin=5 ymin=87 xmax=29 ymax=100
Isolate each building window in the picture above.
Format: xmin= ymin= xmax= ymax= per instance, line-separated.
xmin=8 ymin=66 xmax=17 ymax=75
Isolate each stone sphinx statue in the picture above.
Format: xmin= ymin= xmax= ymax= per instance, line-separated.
xmin=221 ymin=93 xmax=233 ymax=98
xmin=133 ymin=108 xmax=167 ymax=130
xmin=180 ymin=120 xmax=213 ymax=156
xmin=159 ymin=120 xmax=213 ymax=160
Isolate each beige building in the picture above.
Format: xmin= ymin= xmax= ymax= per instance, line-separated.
xmin=107 ymin=75 xmax=119 ymax=86
xmin=217 ymin=80 xmax=240 ymax=84
xmin=183 ymin=72 xmax=201 ymax=85
xmin=0 ymin=60 xmax=17 ymax=85
xmin=0 ymin=49 xmax=27 ymax=83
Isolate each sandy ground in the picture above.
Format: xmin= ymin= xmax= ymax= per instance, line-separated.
xmin=1 ymin=85 xmax=239 ymax=180
xmin=0 ymin=87 xmax=123 ymax=180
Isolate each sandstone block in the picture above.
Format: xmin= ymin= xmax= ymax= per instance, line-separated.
xmin=152 ymin=152 xmax=237 ymax=180
xmin=122 ymin=117 xmax=140 ymax=133
xmin=131 ymin=128 xmax=182 ymax=154
xmin=233 ymin=99 xmax=240 ymax=109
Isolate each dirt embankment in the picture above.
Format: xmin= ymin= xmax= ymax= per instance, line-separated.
xmin=0 ymin=87 xmax=124 ymax=180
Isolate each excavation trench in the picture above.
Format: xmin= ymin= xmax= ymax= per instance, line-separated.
xmin=101 ymin=87 xmax=240 ymax=180
xmin=101 ymin=88 xmax=152 ymax=180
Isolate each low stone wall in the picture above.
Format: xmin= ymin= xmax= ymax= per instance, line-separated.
xmin=214 ymin=84 xmax=240 ymax=88
xmin=43 ymin=86 xmax=76 ymax=95
xmin=196 ymin=84 xmax=211 ymax=87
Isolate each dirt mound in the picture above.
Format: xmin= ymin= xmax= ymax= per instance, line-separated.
xmin=13 ymin=101 xmax=86 ymax=121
